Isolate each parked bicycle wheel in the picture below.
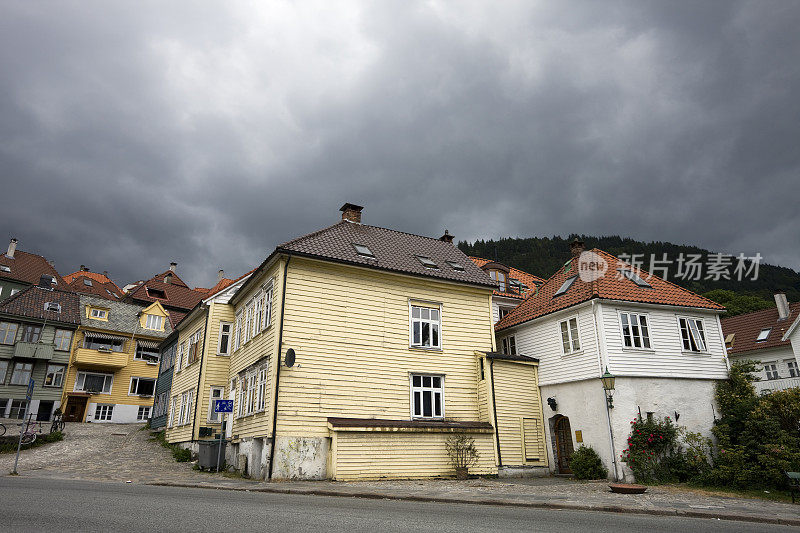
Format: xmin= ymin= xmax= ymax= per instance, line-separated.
xmin=20 ymin=432 xmax=36 ymax=445
xmin=0 ymin=423 xmax=6 ymax=437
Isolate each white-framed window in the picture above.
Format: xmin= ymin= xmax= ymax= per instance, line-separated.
xmin=74 ymin=371 xmax=113 ymax=394
xmin=187 ymin=331 xmax=202 ymax=366
xmin=94 ymin=404 xmax=114 ymax=421
xmin=218 ymin=322 xmax=232 ymax=355
xmin=0 ymin=321 xmax=18 ymax=344
xmin=501 ymin=336 xmax=517 ymax=355
xmin=498 ymin=307 xmax=512 ymax=321
xmin=410 ymin=374 xmax=444 ymax=419
xmin=620 ymin=312 xmax=651 ymax=349
xmin=257 ymin=367 xmax=268 ymax=411
xmin=262 ymin=285 xmax=273 ymax=330
xmin=175 ymin=343 xmax=183 ymax=371
xmin=208 ymin=386 xmax=224 ymax=422
xmin=234 ymin=315 xmax=241 ymax=351
xmin=9 ymin=399 xmax=27 ymax=419
xmin=678 ymin=317 xmax=707 ymax=352
xmin=90 ymin=308 xmax=108 ymax=320
xmin=134 ymin=343 xmax=160 ymax=364
xmin=244 ymin=305 xmax=252 ymax=344
xmin=137 ymin=406 xmax=151 ymax=421
xmin=559 ymin=317 xmax=580 ymax=354
xmin=168 ymin=396 xmax=177 ymax=427
xmin=185 ymin=390 xmax=194 ymax=425
xmin=787 ymin=360 xmax=799 ymax=378
xmin=129 ymin=377 xmax=156 ymax=396
xmin=247 ymin=371 xmax=257 ymax=414
xmin=144 ymin=314 xmax=164 ymax=330
xmin=0 ymin=359 xmax=8 ymax=384
xmin=410 ymin=304 xmax=441 ymax=349
xmin=237 ymin=377 xmax=246 ymax=417
xmin=44 ymin=364 xmax=65 ymax=388
xmin=756 ymin=328 xmax=771 ymax=342
xmin=253 ymin=297 xmax=262 ymax=338
xmin=54 ymin=329 xmax=73 ymax=351
xmin=10 ymin=362 xmax=33 ymax=385
xmin=764 ymin=362 xmax=780 ymax=380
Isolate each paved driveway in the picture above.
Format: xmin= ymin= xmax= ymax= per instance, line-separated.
xmin=0 ymin=422 xmax=206 ymax=483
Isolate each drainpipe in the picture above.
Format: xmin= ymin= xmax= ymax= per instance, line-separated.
xmin=191 ymin=306 xmax=210 ymax=442
xmin=489 ymin=358 xmax=502 ymax=468
xmin=267 ymin=256 xmax=290 ymax=480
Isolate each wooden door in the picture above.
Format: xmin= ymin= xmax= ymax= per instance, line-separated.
xmin=63 ymin=396 xmax=87 ymax=422
xmin=554 ymin=416 xmax=575 ymax=474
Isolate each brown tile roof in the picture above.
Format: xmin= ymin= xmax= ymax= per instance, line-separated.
xmin=0 ymin=286 xmax=81 ymax=325
xmin=484 ymin=351 xmax=539 ymax=363
xmin=468 ymin=257 xmax=545 ymax=299
xmin=124 ymin=270 xmax=205 ymax=312
xmin=276 ymin=221 xmax=496 ymax=288
xmin=0 ymin=249 xmax=69 ymax=291
xmin=722 ymin=303 xmax=799 ymax=355
xmin=63 ymin=271 xmax=124 ymax=301
xmin=496 ymin=249 xmax=724 ymax=331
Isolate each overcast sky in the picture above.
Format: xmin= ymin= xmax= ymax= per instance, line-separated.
xmin=1 ymin=1 xmax=798 ymax=288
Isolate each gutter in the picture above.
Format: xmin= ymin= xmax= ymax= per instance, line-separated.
xmin=488 ymin=358 xmax=502 ymax=468
xmin=267 ymin=255 xmax=291 ymax=480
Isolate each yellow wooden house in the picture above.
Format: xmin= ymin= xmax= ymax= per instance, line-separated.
xmin=165 ymin=204 xmax=548 ymax=480
xmin=61 ymin=295 xmax=170 ymax=423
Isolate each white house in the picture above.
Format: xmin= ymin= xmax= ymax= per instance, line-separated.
xmin=722 ymin=293 xmax=800 ymax=393
xmin=494 ymin=241 xmax=729 ymax=481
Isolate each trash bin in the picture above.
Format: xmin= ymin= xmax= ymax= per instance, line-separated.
xmin=197 ymin=439 xmax=226 ymax=470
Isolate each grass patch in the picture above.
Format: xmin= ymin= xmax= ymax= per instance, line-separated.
xmin=150 ymin=430 xmax=192 ymax=462
xmin=0 ymin=431 xmax=64 ymax=454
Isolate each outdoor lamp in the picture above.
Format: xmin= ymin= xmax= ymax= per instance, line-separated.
xmin=601 ymin=367 xmax=615 ymax=409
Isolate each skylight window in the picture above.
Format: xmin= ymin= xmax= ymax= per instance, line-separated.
xmin=352 ymin=244 xmax=375 ymax=258
xmin=44 ymin=302 xmax=61 ymax=313
xmin=618 ymin=269 xmax=652 ymax=288
xmin=84 ymin=278 xmax=93 ymax=286
xmin=446 ymin=260 xmax=464 ymax=271
xmin=756 ymin=328 xmax=771 ymax=342
xmin=146 ymin=287 xmax=167 ymax=299
xmin=0 ymin=265 xmax=10 ymax=273
xmin=554 ymin=276 xmax=578 ymax=296
xmin=416 ymin=256 xmax=439 ymax=269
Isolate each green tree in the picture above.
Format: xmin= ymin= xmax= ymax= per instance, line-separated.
xmin=702 ymin=289 xmax=774 ymax=317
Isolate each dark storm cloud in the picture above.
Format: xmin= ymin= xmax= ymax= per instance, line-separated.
xmin=1 ymin=1 xmax=798 ymax=288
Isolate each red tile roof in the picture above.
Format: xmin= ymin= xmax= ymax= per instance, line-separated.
xmin=468 ymin=257 xmax=545 ymax=299
xmin=0 ymin=249 xmax=69 ymax=291
xmin=63 ymin=270 xmax=124 ymax=301
xmin=721 ymin=303 xmax=799 ymax=355
xmin=124 ymin=270 xmax=206 ymax=312
xmin=0 ymin=286 xmax=81 ymax=325
xmin=496 ymin=249 xmax=724 ymax=331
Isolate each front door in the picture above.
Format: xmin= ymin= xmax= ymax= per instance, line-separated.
xmin=554 ymin=416 xmax=575 ymax=474
xmin=36 ymin=400 xmax=54 ymax=421
xmin=63 ymin=396 xmax=87 ymax=422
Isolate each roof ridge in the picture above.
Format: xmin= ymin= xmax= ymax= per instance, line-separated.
xmin=278 ymin=221 xmax=345 ymax=249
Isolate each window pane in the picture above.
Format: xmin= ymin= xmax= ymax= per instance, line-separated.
xmin=433 ymin=392 xmax=441 ymax=417
xmin=413 ymin=322 xmax=421 ymax=345
xmin=431 ymin=324 xmax=439 ymax=347
xmin=412 ymin=307 xmax=420 ymax=319
xmin=432 ymin=376 xmax=441 ymax=388
xmin=421 ymin=322 xmax=430 ymax=346
xmin=413 ymin=375 xmax=421 ymax=387
xmin=423 ymin=391 xmax=432 ymax=417
xmin=430 ymin=309 xmax=439 ymax=322
xmin=421 ymin=308 xmax=430 ymax=320
xmin=423 ymin=376 xmax=431 ymax=388
xmin=414 ymin=391 xmax=421 ymax=415
xmin=560 ymin=321 xmax=570 ymax=352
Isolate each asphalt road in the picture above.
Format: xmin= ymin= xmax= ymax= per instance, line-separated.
xmin=0 ymin=476 xmax=795 ymax=533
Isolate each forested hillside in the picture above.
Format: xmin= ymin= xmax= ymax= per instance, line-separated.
xmin=458 ymin=235 xmax=800 ymax=316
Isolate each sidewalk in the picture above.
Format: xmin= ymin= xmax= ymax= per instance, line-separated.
xmin=150 ymin=475 xmax=800 ymax=527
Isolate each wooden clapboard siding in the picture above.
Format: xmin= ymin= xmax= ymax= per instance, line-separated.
xmin=165 ymin=311 xmax=206 ymax=443
xmin=490 ymin=360 xmax=548 ymax=466
xmin=195 ymin=302 xmax=234 ymax=431
xmin=273 ymin=257 xmax=495 ymax=439
xmin=330 ymin=431 xmax=496 ymax=480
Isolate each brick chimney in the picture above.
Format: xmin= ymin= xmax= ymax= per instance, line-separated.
xmin=6 ymin=238 xmax=17 ymax=259
xmin=439 ymin=230 xmax=454 ymax=244
xmin=775 ymin=292 xmax=790 ymax=320
xmin=569 ymin=238 xmax=585 ymax=258
xmin=169 ymin=262 xmax=177 ymax=272
xmin=340 ymin=203 xmax=363 ymax=224
xmin=218 ymin=269 xmax=225 ymax=281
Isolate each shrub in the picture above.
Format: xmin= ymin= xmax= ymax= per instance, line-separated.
xmin=172 ymin=447 xmax=192 ymax=462
xmin=445 ymin=434 xmax=480 ymax=477
xmin=569 ymin=445 xmax=608 ymax=480
xmin=0 ymin=430 xmax=64 ymax=453
xmin=621 ymin=415 xmax=680 ymax=483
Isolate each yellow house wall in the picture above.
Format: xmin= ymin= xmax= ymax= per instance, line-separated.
xmin=330 ymin=430 xmax=496 ymax=481
xmin=62 ymin=327 xmax=163 ymax=419
xmin=165 ymin=311 xmax=207 ymax=443
xmin=227 ymin=259 xmax=283 ymax=440
xmin=490 ymin=360 xmax=548 ymax=466
xmin=138 ymin=302 xmax=169 ymax=332
xmin=275 ymin=257 xmax=495 ymax=439
xmin=195 ymin=302 xmax=235 ymax=436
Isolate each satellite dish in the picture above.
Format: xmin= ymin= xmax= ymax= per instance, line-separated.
xmin=285 ymin=348 xmax=296 ymax=367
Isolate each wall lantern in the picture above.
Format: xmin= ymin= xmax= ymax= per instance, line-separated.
xmin=600 ymin=367 xmax=615 ymax=409
xmin=547 ymin=397 xmax=557 ymax=411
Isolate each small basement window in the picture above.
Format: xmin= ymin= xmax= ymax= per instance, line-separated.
xmin=352 ymin=244 xmax=375 ymax=258
xmin=146 ymin=287 xmax=167 ymax=299
xmin=0 ymin=265 xmax=10 ymax=273
xmin=756 ymin=328 xmax=771 ymax=342
xmin=618 ymin=269 xmax=652 ymax=288
xmin=554 ymin=276 xmax=578 ymax=296
xmin=415 ymin=256 xmax=439 ymax=269
xmin=446 ymin=261 xmax=464 ymax=271
xmin=84 ymin=278 xmax=93 ymax=286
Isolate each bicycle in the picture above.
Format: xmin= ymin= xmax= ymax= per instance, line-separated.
xmin=18 ymin=417 xmax=42 ymax=445
xmin=0 ymin=423 xmax=5 ymax=437
xmin=50 ymin=413 xmax=65 ymax=433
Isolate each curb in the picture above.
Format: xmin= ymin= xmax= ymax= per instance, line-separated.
xmin=147 ymin=482 xmax=800 ymax=527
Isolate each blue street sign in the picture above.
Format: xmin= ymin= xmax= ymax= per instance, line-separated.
xmin=25 ymin=378 xmax=34 ymax=400
xmin=214 ymin=400 xmax=234 ymax=413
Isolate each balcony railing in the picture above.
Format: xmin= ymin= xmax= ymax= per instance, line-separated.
xmin=73 ymin=348 xmax=128 ymax=369
xmin=755 ymin=377 xmax=800 ymax=394
xmin=13 ymin=341 xmax=54 ymax=360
